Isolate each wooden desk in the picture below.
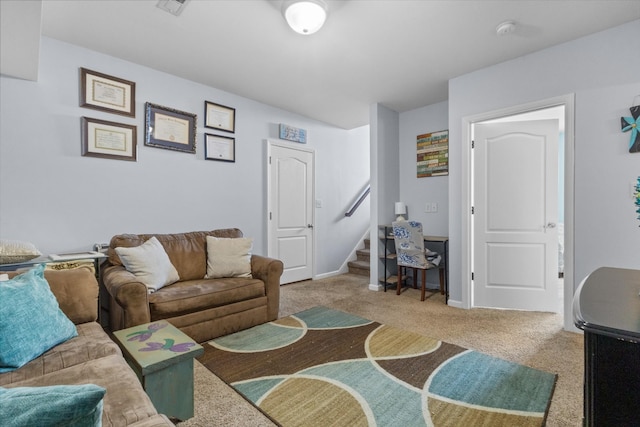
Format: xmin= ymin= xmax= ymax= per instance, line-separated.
xmin=379 ymin=225 xmax=449 ymax=302
xmin=573 ymin=267 xmax=640 ymax=426
xmin=423 ymin=235 xmax=449 ymax=303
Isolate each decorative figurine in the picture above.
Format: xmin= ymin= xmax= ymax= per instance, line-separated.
xmin=621 ymin=105 xmax=639 ymax=153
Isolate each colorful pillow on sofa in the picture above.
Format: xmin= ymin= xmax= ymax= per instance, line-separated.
xmin=115 ymin=236 xmax=180 ymax=292
xmin=0 ymin=264 xmax=78 ymax=373
xmin=0 ymin=384 xmax=106 ymax=426
xmin=205 ymin=236 xmax=253 ymax=279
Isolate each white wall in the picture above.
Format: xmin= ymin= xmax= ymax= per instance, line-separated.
xmin=0 ymin=37 xmax=370 ymax=277
xmin=369 ymin=103 xmax=400 ymax=289
xmin=398 ymin=101 xmax=449 ymax=286
xmin=447 ymin=20 xmax=640 ymax=304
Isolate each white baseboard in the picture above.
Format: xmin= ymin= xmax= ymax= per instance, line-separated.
xmin=368 ymin=283 xmax=383 ymax=291
xmin=314 ymin=270 xmax=342 ymax=280
xmin=446 ymin=298 xmax=463 ymax=308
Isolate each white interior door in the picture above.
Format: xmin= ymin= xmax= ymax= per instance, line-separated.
xmin=473 ymin=119 xmax=559 ymax=312
xmin=267 ymin=141 xmax=314 ymax=284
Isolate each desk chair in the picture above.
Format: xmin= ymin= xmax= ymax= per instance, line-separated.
xmin=392 ymin=220 xmax=442 ymax=301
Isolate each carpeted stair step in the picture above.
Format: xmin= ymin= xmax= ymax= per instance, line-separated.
xmin=356 ymin=247 xmax=370 ymax=262
xmin=348 ymin=260 xmax=370 ymax=276
xmin=348 ymin=238 xmax=370 ymax=276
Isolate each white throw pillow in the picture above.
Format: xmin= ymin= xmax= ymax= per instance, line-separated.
xmin=0 ymin=240 xmax=42 ymax=264
xmin=115 ymin=236 xmax=179 ymax=292
xmin=205 ymin=236 xmax=252 ymax=279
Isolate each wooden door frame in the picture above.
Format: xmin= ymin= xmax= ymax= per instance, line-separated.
xmin=460 ymin=94 xmax=576 ymax=331
xmin=266 ymin=139 xmax=316 ymax=281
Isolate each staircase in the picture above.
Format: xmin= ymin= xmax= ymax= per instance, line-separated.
xmin=348 ymin=238 xmax=371 ymax=276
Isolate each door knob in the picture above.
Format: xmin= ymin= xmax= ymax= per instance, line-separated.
xmin=546 ymin=222 xmax=556 ymax=229
xmin=307 ymin=224 xmax=313 ymax=228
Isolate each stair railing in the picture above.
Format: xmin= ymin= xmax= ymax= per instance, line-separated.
xmin=344 ymin=184 xmax=370 ymax=217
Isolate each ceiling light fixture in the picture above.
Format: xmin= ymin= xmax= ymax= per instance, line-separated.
xmin=282 ymin=0 xmax=328 ymax=35
xmin=496 ymin=20 xmax=516 ymax=36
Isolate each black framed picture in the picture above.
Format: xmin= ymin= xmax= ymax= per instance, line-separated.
xmin=205 ymin=101 xmax=235 ymax=133
xmin=205 ymin=133 xmax=235 ymax=162
xmin=144 ymin=102 xmax=196 ymax=154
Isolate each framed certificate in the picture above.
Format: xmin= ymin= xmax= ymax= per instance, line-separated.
xmin=80 ymin=68 xmax=136 ymax=117
xmin=144 ymin=103 xmax=197 ymax=154
xmin=81 ymin=117 xmax=137 ymax=161
xmin=205 ymin=133 xmax=235 ymax=162
xmin=205 ymin=101 xmax=235 ymax=133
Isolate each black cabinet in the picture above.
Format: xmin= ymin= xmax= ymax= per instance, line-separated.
xmin=573 ymin=267 xmax=640 ymax=426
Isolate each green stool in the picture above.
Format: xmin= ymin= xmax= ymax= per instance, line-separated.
xmin=113 ymin=320 xmax=203 ymax=421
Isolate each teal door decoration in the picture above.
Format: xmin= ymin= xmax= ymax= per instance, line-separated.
xmin=621 ymin=104 xmax=639 ymax=153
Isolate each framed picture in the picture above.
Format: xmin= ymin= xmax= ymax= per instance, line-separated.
xmin=81 ymin=117 xmax=137 ymax=161
xmin=417 ymin=129 xmax=449 ymax=177
xmin=205 ymin=101 xmax=235 ymax=133
xmin=279 ymin=123 xmax=307 ymax=143
xmin=205 ymin=133 xmax=235 ymax=162
xmin=145 ymin=103 xmax=197 ymax=154
xmin=80 ymin=68 xmax=136 ymax=117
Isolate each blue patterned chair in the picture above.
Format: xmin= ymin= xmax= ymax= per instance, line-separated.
xmin=391 ymin=220 xmax=442 ymax=301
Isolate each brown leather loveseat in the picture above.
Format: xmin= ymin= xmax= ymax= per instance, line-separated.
xmin=102 ymin=229 xmax=283 ymax=343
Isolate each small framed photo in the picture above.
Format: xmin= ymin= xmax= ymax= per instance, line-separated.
xmin=205 ymin=101 xmax=235 ymax=133
xmin=279 ymin=123 xmax=307 ymax=143
xmin=80 ymin=68 xmax=136 ymax=117
xmin=145 ymin=103 xmax=197 ymax=154
xmin=205 ymin=133 xmax=235 ymax=162
xmin=81 ymin=117 xmax=137 ymax=161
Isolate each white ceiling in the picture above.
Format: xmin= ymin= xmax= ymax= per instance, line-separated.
xmin=19 ymin=1 xmax=640 ymax=128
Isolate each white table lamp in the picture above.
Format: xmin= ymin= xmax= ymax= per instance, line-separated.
xmin=395 ymin=202 xmax=407 ymax=221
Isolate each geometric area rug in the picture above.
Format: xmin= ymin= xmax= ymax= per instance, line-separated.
xmin=200 ymin=306 xmax=557 ymax=427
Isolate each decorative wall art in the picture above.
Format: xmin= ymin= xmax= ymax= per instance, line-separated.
xmin=81 ymin=117 xmax=137 ymax=161
xmin=205 ymin=101 xmax=235 ymax=133
xmin=279 ymin=123 xmax=307 ymax=144
xmin=620 ymin=97 xmax=639 ymax=153
xmin=205 ymin=133 xmax=235 ymax=162
xmin=80 ymin=68 xmax=136 ymax=117
xmin=417 ymin=130 xmax=449 ymax=177
xmin=144 ymin=103 xmax=197 ymax=154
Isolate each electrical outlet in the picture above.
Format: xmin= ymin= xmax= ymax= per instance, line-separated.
xmin=425 ymin=202 xmax=432 ymax=213
xmin=315 ymin=199 xmax=323 ymax=208
xmin=431 ymin=202 xmax=438 ymax=213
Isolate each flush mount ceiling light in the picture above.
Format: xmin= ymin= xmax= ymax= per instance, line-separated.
xmin=496 ymin=20 xmax=516 ymax=36
xmin=282 ymin=0 xmax=328 ymax=35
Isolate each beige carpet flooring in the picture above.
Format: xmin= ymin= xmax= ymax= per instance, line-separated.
xmin=178 ymin=273 xmax=583 ymax=427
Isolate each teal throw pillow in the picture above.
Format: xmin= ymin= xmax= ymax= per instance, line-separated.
xmin=0 ymin=384 xmax=106 ymax=427
xmin=0 ymin=264 xmax=78 ymax=373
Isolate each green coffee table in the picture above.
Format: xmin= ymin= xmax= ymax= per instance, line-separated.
xmin=112 ymin=320 xmax=203 ymax=421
